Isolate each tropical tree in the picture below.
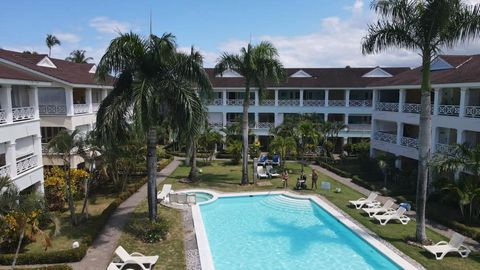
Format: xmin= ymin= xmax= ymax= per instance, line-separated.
xmin=46 ymin=129 xmax=85 ymax=225
xmin=296 ymin=119 xmax=321 ymax=170
xmin=95 ymin=32 xmax=212 ymax=221
xmin=215 ymin=42 xmax=286 ymax=185
xmin=65 ymin=50 xmax=93 ymax=63
xmin=198 ymin=126 xmax=223 ymax=164
xmin=362 ymin=0 xmax=480 ymax=242
xmin=269 ymin=135 xmax=297 ymax=167
xmin=45 ymin=34 xmax=61 ymax=57
xmin=441 ymin=177 xmax=480 ymax=223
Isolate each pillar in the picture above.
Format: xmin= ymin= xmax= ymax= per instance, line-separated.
xmin=457 ymin=129 xmax=464 ymax=144
xmin=324 ymin=113 xmax=328 ymax=122
xmin=254 ymin=113 xmax=259 ymax=128
xmin=395 ymin=157 xmax=402 ymax=169
xmin=459 ymin=87 xmax=468 ymax=118
xmin=399 ymin=89 xmax=406 ymax=112
xmin=1 ymin=85 xmax=13 ymax=123
xmin=34 ymin=135 xmax=42 ymax=161
xmin=86 ymin=88 xmax=93 ymax=113
xmin=433 ymin=88 xmax=440 ymax=116
xmin=101 ymin=88 xmax=108 ymax=100
xmin=299 ymin=89 xmax=304 ymax=107
xmin=65 ymin=87 xmax=74 ymax=116
xmin=6 ymin=141 xmax=17 ymax=179
xmin=431 ymin=126 xmax=438 ymax=153
xmin=396 ymin=122 xmax=404 ymax=145
xmin=222 ymin=112 xmax=227 ymax=127
xmin=372 ymin=89 xmax=377 ymax=109
xmin=344 ymin=114 xmax=349 ymax=126
xmin=30 ymin=86 xmax=39 ymax=119
xmin=325 ymin=89 xmax=329 ymax=107
xmin=345 ymin=89 xmax=350 ymax=107
xmin=222 ymin=90 xmax=227 ymax=106
xmin=274 ymin=89 xmax=279 ymax=106
xmin=254 ymin=90 xmax=259 ymax=106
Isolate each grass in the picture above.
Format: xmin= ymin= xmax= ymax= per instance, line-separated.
xmin=162 ymin=160 xmax=480 ymax=270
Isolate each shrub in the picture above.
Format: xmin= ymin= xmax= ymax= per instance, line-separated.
xmin=16 ymin=266 xmax=72 ymax=270
xmin=0 ymin=244 xmax=87 ymax=265
xmin=44 ymin=167 xmax=90 ymax=210
xmin=126 ymin=217 xmax=170 ymax=243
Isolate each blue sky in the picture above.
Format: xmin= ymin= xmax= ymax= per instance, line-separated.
xmin=1 ymin=0 xmax=480 ymax=67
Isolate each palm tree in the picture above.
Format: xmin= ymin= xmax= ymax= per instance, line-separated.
xmin=432 ymin=143 xmax=480 ymax=182
xmin=95 ymin=32 xmax=212 ymax=221
xmin=65 ymin=50 xmax=93 ymax=63
xmin=215 ymin=42 xmax=286 ymax=185
xmin=362 ymin=0 xmax=480 ymax=243
xmin=441 ymin=177 xmax=480 ymax=223
xmin=45 ymin=34 xmax=61 ymax=57
xmin=269 ymin=135 xmax=297 ymax=167
xmin=296 ymin=119 xmax=321 ymax=170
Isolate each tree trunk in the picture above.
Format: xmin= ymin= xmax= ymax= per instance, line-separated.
xmin=65 ymin=161 xmax=76 ymax=226
xmin=12 ymin=227 xmax=25 ymax=269
xmin=185 ymin=143 xmax=191 ymax=166
xmin=241 ymin=86 xmax=250 ymax=185
xmin=415 ymin=53 xmax=432 ymax=243
xmin=147 ymin=127 xmax=158 ymax=221
xmin=188 ymin=141 xmax=198 ymax=181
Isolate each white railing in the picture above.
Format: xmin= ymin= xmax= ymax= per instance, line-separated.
xmin=257 ymin=122 xmax=274 ymax=129
xmin=39 ymin=104 xmax=67 ymax=115
xmin=436 ymin=143 xmax=457 ymax=156
xmin=376 ymin=102 xmax=399 ymax=112
xmin=401 ymin=136 xmax=419 ymax=149
xmin=303 ymin=100 xmax=325 ymax=106
xmin=12 ymin=106 xmax=35 ymax=122
xmin=328 ymin=100 xmax=346 ymax=107
xmin=74 ymin=104 xmax=89 ymax=114
xmin=92 ymin=103 xmax=100 ymax=112
xmin=278 ymin=99 xmax=300 ymax=106
xmin=226 ymin=99 xmax=243 ymax=106
xmin=42 ymin=143 xmax=48 ymax=153
xmin=208 ymin=99 xmax=223 ymax=106
xmin=260 ymin=99 xmax=275 ymax=106
xmin=0 ymin=109 xmax=6 ymax=124
xmin=208 ymin=122 xmax=223 ymax=128
xmin=438 ymin=105 xmax=460 ymax=116
xmin=0 ymin=164 xmax=10 ymax=177
xmin=402 ymin=103 xmax=421 ymax=114
xmin=465 ymin=106 xmax=480 ymax=118
xmin=348 ymin=124 xmax=371 ymax=131
xmin=16 ymin=155 xmax=38 ymax=175
xmin=349 ymin=100 xmax=372 ymax=107
xmin=374 ymin=131 xmax=397 ymax=144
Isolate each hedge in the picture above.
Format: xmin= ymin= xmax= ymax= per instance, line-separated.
xmin=0 ymin=158 xmax=174 ymax=265
xmin=317 ymin=161 xmax=352 ymax=178
xmin=16 ymin=265 xmax=72 ymax=270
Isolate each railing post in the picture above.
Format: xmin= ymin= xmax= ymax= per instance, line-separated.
xmin=6 ymin=141 xmax=17 ymax=179
xmin=459 ymin=87 xmax=468 ymax=118
xmin=2 ymin=85 xmax=13 ymax=123
xmin=65 ymin=87 xmax=74 ymax=116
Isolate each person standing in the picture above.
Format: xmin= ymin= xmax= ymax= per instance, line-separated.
xmin=281 ymin=170 xmax=289 ymax=189
xmin=311 ymin=169 xmax=318 ymax=190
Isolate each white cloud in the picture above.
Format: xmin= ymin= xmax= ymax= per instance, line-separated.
xmin=89 ymin=17 xmax=131 ymax=34
xmin=53 ymin=32 xmax=81 ymax=43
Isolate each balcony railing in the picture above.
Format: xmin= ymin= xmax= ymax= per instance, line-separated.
xmin=402 ymin=103 xmax=421 ymax=114
xmin=208 ymin=122 xmax=223 ymax=128
xmin=401 ymin=136 xmax=419 ymax=149
xmin=16 ymin=155 xmax=38 ymax=175
xmin=436 ymin=143 xmax=457 ymax=156
xmin=74 ymin=104 xmax=89 ymax=114
xmin=0 ymin=109 xmax=6 ymax=124
xmin=349 ymin=100 xmax=372 ymax=107
xmin=374 ymin=131 xmax=397 ymax=144
xmin=278 ymin=99 xmax=300 ymax=106
xmin=260 ymin=99 xmax=275 ymax=106
xmin=438 ymin=105 xmax=460 ymax=116
xmin=257 ymin=122 xmax=274 ymax=129
xmin=39 ymin=104 xmax=67 ymax=115
xmin=303 ymin=100 xmax=325 ymax=106
xmin=348 ymin=124 xmax=371 ymax=131
xmin=328 ymin=100 xmax=346 ymax=107
xmin=92 ymin=103 xmax=100 ymax=112
xmin=0 ymin=164 xmax=9 ymax=177
xmin=465 ymin=106 xmax=480 ymax=118
xmin=12 ymin=106 xmax=35 ymax=122
xmin=208 ymin=99 xmax=223 ymax=106
xmin=376 ymin=102 xmax=399 ymax=112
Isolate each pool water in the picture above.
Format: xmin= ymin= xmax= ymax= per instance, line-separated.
xmin=188 ymin=192 xmax=213 ymax=203
xmin=200 ymin=195 xmax=401 ymax=270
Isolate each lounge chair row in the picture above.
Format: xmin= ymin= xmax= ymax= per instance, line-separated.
xmin=257 ymin=154 xmax=280 ymax=166
xmin=349 ymin=192 xmax=472 ymax=260
xmin=257 ymin=165 xmax=280 ymax=179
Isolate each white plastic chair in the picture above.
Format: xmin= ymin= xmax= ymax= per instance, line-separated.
xmin=349 ymin=192 xmax=380 ymax=209
xmin=363 ymin=199 xmax=395 ymax=217
xmin=374 ymin=207 xmax=410 ymax=225
xmin=266 ymin=165 xmax=280 ymax=177
xmin=114 ymin=246 xmax=159 ymax=269
xmin=157 ymin=184 xmax=172 ymax=202
xmin=257 ymin=166 xmax=268 ymax=178
xmin=423 ymin=232 xmax=471 ymax=260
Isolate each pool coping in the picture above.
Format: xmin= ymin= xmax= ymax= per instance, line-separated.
xmin=190 ymin=190 xmax=421 ymax=270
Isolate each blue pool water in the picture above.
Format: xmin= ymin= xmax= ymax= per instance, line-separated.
xmin=200 ymin=195 xmax=401 ymax=270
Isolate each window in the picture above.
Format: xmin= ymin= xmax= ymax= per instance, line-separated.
xmin=41 ymin=127 xmax=66 ymax=143
xmin=92 ymin=90 xmax=103 ymax=103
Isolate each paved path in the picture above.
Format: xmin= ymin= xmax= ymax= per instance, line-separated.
xmin=70 ymin=158 xmax=181 ymax=270
xmin=311 ymin=164 xmax=480 ymax=250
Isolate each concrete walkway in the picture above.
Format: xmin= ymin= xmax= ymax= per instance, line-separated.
xmin=311 ymin=164 xmax=480 ymax=251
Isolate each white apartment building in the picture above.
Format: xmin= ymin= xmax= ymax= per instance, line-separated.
xmin=370 ymin=55 xmax=480 ymax=170
xmin=0 ymin=49 xmax=112 ymax=168
xmin=0 ymin=64 xmax=49 ymax=192
xmin=205 ymin=67 xmax=409 ymax=150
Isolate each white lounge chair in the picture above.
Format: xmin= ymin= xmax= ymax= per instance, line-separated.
xmin=107 ymin=261 xmax=148 ymax=270
xmin=374 ymin=207 xmax=410 ymax=225
xmin=423 ymin=232 xmax=471 ymax=260
xmin=266 ymin=165 xmax=280 ymax=177
xmin=157 ymin=184 xmax=172 ymax=202
xmin=363 ymin=199 xmax=395 ymax=217
xmin=349 ymin=192 xmax=380 ymax=209
xmin=257 ymin=166 xmax=268 ymax=178
xmin=114 ymin=246 xmax=159 ymax=269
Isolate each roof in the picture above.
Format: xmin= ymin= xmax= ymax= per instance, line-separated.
xmin=0 ymin=63 xmax=49 ymax=83
xmin=371 ymin=54 xmax=480 ymax=87
xmin=0 ymin=49 xmax=112 ymax=86
xmin=206 ymin=67 xmax=410 ymax=88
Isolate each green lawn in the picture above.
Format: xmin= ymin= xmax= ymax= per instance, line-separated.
xmin=160 ymin=160 xmax=479 ymax=270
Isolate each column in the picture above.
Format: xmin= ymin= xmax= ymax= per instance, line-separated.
xmin=274 ymin=89 xmax=279 ymax=106
xmin=324 ymin=113 xmax=328 ymax=122
xmin=1 ymin=85 xmax=13 ymax=123
xmin=101 ymin=88 xmax=108 ymax=100
xmin=222 ymin=112 xmax=227 ymax=127
xmin=345 ymin=89 xmax=350 ymax=107
xmin=370 ymin=120 xmax=376 ymax=158
xmin=372 ymin=89 xmax=377 ymax=109
xmin=34 ymin=135 xmax=42 ymax=162
xmin=254 ymin=90 xmax=259 ymax=106
xmin=396 ymin=122 xmax=403 ymax=145
xmin=274 ymin=113 xmax=283 ymax=127
xmin=222 ymin=90 xmax=227 ymax=106
xmin=30 ymin=86 xmax=39 ymax=119
xmin=6 ymin=141 xmax=17 ymax=179
xmin=457 ymin=129 xmax=464 ymax=144
xmin=344 ymin=114 xmax=349 ymax=126
xmin=325 ymin=89 xmax=329 ymax=107
xmin=65 ymin=87 xmax=74 ymax=116
xmin=254 ymin=112 xmax=259 ymax=128
xmin=299 ymin=89 xmax=304 ymax=107
xmin=459 ymin=87 xmax=468 ymax=118
xmin=399 ymin=89 xmax=406 ymax=112
xmin=86 ymin=88 xmax=93 ymax=113
xmin=433 ymin=88 xmax=440 ymax=116
xmin=395 ymin=157 xmax=402 ymax=169
xmin=431 ymin=126 xmax=438 ymax=153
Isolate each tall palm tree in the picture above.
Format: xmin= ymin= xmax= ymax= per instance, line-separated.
xmin=95 ymin=32 xmax=212 ymax=221
xmin=215 ymin=42 xmax=286 ymax=185
xmin=65 ymin=50 xmax=93 ymax=63
xmin=362 ymin=0 xmax=480 ymax=242
xmin=296 ymin=119 xmax=321 ymax=170
xmin=432 ymin=143 xmax=480 ymax=182
xmin=45 ymin=34 xmax=61 ymax=57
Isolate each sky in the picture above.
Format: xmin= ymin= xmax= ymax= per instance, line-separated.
xmin=2 ymin=0 xmax=480 ymax=68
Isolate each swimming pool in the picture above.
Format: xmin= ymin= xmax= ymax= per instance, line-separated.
xmin=188 ymin=191 xmax=213 ymax=203
xmin=194 ymin=192 xmax=417 ymax=270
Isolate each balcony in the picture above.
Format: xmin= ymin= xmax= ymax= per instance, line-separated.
xmin=208 ymin=99 xmax=223 ymax=106
xmin=0 ymin=109 xmax=6 ymax=124
xmin=226 ymin=99 xmax=255 ymax=106
xmin=465 ymin=106 xmax=480 ymax=118
xmin=74 ymin=104 xmax=89 ymax=114
xmin=16 ymin=155 xmax=38 ymax=175
xmin=328 ymin=100 xmax=346 ymax=107
xmin=0 ymin=164 xmax=9 ymax=177
xmin=260 ymin=99 xmax=275 ymax=106
xmin=278 ymin=99 xmax=300 ymax=106
xmin=376 ymin=102 xmax=399 ymax=112
xmin=400 ymin=136 xmax=419 ymax=149
xmin=438 ymin=105 xmax=460 ymax=116
xmin=402 ymin=103 xmax=421 ymax=114
xmin=39 ymin=104 xmax=67 ymax=115
xmin=374 ymin=131 xmax=397 ymax=144
xmin=349 ymin=100 xmax=372 ymax=107
xmin=12 ymin=107 xmax=35 ymax=122
xmin=303 ymin=100 xmax=325 ymax=107
xmin=348 ymin=124 xmax=371 ymax=131
xmin=257 ymin=122 xmax=274 ymax=129
xmin=436 ymin=143 xmax=457 ymax=156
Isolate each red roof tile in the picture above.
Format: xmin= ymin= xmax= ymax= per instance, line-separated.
xmin=0 ymin=63 xmax=48 ymax=82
